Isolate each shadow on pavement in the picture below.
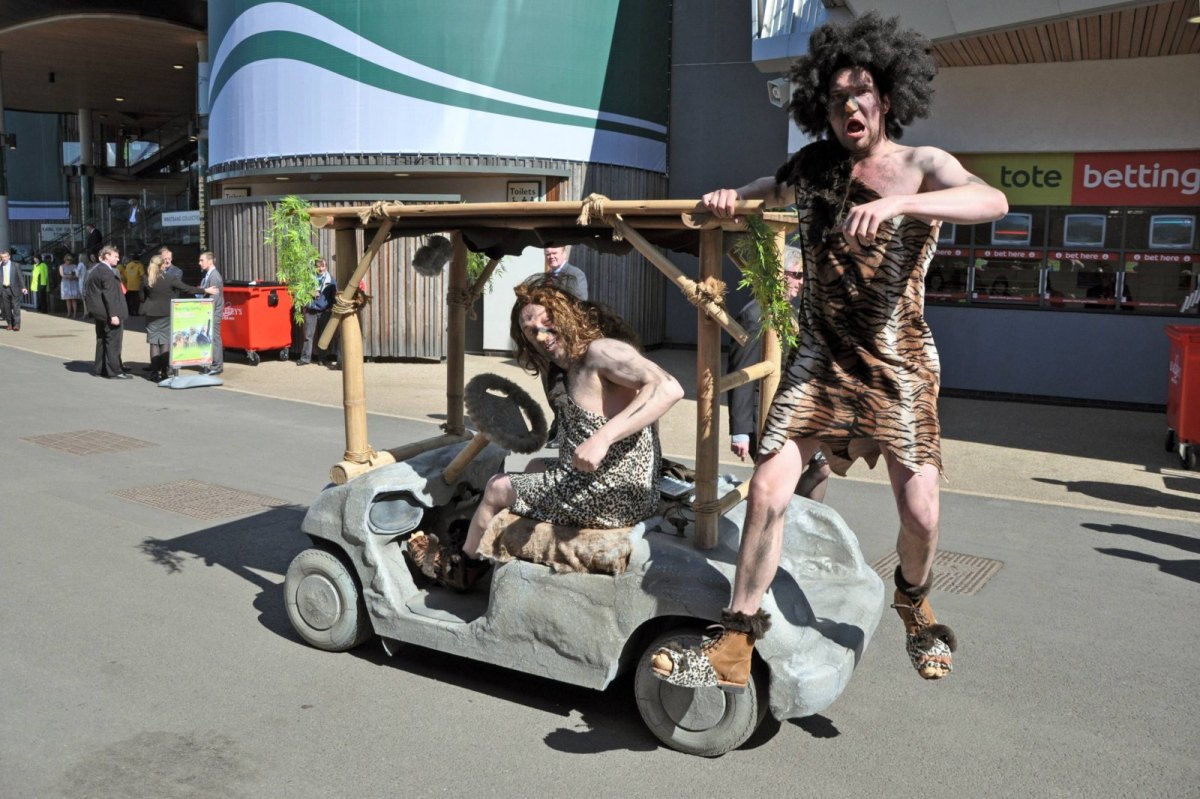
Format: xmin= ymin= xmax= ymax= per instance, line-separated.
xmin=136 ymin=506 xmax=310 ymax=641
xmin=1033 ymin=477 xmax=1200 ymax=514
xmin=1085 ymin=521 xmax=1200 ymax=585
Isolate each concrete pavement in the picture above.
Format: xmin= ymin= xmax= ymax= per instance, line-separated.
xmin=1 ymin=308 xmax=1197 ymax=798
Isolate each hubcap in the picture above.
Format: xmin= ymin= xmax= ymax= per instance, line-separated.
xmin=659 ymin=682 xmax=729 ymax=731
xmin=296 ymin=573 xmax=342 ymax=631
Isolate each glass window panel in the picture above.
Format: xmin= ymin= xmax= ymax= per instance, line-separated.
xmin=926 ymin=256 xmax=970 ymax=303
xmin=1123 ymin=260 xmax=1197 ymax=314
xmin=972 ymin=259 xmax=1041 ymax=306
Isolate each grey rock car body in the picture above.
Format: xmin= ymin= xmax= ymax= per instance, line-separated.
xmin=287 ymin=437 xmax=885 ymax=755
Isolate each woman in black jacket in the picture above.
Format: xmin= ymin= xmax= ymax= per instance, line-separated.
xmin=140 ymin=254 xmax=210 ymax=380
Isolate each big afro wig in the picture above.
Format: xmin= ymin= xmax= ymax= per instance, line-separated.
xmin=787 ymin=12 xmax=937 ymax=141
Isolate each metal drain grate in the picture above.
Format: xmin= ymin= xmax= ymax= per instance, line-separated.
xmin=871 ymin=550 xmax=1003 ymax=596
xmin=113 ymin=480 xmax=288 ymax=520
xmin=22 ymin=430 xmax=157 ymax=456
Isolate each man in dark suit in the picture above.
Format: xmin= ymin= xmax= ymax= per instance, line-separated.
xmin=83 ymin=245 xmax=131 ymax=379
xmin=727 ymin=249 xmax=829 ymax=500
xmin=541 ymin=246 xmax=588 ymax=446
xmin=85 ymin=223 xmax=103 ymax=261
xmin=198 ymin=251 xmax=225 ymax=375
xmin=0 ymin=248 xmax=29 ymax=331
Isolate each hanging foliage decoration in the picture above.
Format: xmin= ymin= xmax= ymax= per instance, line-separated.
xmin=732 ymin=215 xmax=798 ymax=349
xmin=466 ymin=249 xmax=505 ymax=293
xmin=264 ymin=195 xmax=321 ymax=324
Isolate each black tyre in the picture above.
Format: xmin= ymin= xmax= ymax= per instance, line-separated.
xmin=1165 ymin=429 xmax=1177 ymax=453
xmin=246 ymin=350 xmax=261 ymax=366
xmin=284 ymin=548 xmax=372 ymax=651
xmin=279 ymin=346 xmax=290 ymax=361
xmin=633 ymin=628 xmax=767 ymax=757
xmin=1183 ymin=445 xmax=1198 ymax=471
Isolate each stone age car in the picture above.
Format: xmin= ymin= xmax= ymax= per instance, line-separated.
xmin=277 ymin=199 xmax=885 ymax=756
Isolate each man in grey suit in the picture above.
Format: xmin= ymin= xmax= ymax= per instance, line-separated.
xmin=83 ymin=245 xmax=131 ymax=378
xmin=0 ymin=248 xmax=29 ymax=331
xmin=198 ymin=251 xmax=225 ymax=375
xmin=541 ymin=246 xmax=588 ymax=446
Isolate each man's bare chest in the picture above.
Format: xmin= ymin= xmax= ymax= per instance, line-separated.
xmin=852 ymin=156 xmax=922 ymax=198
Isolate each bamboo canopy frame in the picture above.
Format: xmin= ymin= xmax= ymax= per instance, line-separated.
xmin=307 ymin=198 xmax=793 ymax=549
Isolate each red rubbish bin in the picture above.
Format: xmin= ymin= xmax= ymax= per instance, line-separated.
xmin=1164 ymin=325 xmax=1200 ymax=470
xmin=221 ymin=281 xmax=295 ymax=365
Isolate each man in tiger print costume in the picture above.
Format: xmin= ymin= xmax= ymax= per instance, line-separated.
xmin=652 ymin=12 xmax=1008 ymax=688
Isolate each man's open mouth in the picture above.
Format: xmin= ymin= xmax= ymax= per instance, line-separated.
xmin=846 ymin=119 xmax=865 ymax=135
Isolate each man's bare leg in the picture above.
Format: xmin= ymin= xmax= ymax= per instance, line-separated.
xmin=881 ymin=452 xmax=940 ymax=586
xmin=880 ymin=450 xmax=956 ymax=678
xmin=730 ymin=437 xmax=815 ymax=613
xmin=462 ymin=474 xmax=515 ymax=558
xmin=653 ymin=437 xmax=820 ymax=691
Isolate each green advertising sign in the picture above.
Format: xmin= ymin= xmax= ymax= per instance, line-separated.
xmin=959 ymin=153 xmax=1074 ymax=206
xmin=170 ymin=299 xmax=215 ymax=367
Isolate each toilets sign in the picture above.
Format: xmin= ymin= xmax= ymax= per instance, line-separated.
xmin=959 ymin=150 xmax=1199 ymax=206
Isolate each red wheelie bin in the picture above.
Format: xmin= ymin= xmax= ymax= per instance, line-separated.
xmin=1164 ymin=325 xmax=1200 ymax=470
xmin=221 ymin=281 xmax=294 ymax=365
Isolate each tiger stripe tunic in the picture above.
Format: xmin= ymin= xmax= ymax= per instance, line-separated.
xmin=758 ymin=179 xmax=943 ymax=476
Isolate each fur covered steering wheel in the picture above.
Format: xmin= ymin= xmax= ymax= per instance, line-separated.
xmin=463 ymin=373 xmax=548 ymax=454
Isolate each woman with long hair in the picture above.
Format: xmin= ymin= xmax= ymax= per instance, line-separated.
xmin=139 ymin=254 xmax=208 ymax=380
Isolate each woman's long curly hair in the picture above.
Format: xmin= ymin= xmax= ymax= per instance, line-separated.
xmin=509 ymin=276 xmax=638 ymax=376
xmin=786 ymin=12 xmax=936 ymax=141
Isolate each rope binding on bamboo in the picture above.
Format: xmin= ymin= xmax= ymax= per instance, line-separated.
xmin=357 ymin=200 xmax=396 ymax=224
xmin=576 ymin=193 xmax=610 ymax=227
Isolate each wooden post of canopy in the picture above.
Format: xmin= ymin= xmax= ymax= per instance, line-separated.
xmin=336 ymin=226 xmax=372 ymax=469
xmin=445 ymin=233 xmax=468 ymax=435
xmin=694 ymin=227 xmax=724 ymax=549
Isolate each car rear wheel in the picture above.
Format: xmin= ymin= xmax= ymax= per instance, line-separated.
xmin=633 ymin=628 xmax=768 ymax=757
xmin=284 ymin=548 xmax=372 ymax=651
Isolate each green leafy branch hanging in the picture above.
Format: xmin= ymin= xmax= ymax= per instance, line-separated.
xmin=732 ymin=215 xmax=798 ymax=349
xmin=264 ymin=195 xmax=321 ymax=324
xmin=466 ymin=250 xmax=505 ymax=294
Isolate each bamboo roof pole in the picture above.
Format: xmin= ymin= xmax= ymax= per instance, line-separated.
xmin=694 ymin=227 xmax=724 ymax=549
xmin=317 ymin=218 xmax=394 ymax=351
xmin=607 ymin=216 xmax=750 ymax=346
xmin=332 ymin=226 xmax=374 ymax=478
xmin=445 ymin=233 xmax=468 ymax=436
xmin=331 ymin=433 xmax=474 ymax=486
xmin=308 ymin=199 xmax=766 ymax=222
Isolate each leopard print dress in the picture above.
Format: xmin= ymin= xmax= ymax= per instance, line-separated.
xmin=758 ymin=178 xmax=943 ymax=476
xmin=509 ymin=396 xmax=661 ymax=528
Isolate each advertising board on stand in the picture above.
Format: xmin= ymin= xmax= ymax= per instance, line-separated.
xmin=169 ymin=298 xmax=215 ymax=369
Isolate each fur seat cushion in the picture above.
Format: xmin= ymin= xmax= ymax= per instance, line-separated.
xmin=477 ymin=509 xmax=639 ymax=575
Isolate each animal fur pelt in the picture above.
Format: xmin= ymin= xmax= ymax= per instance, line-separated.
xmin=720 ymin=608 xmax=773 ymax=642
xmin=774 ymin=139 xmax=854 ymax=248
xmin=412 ymin=235 xmax=453 ymax=277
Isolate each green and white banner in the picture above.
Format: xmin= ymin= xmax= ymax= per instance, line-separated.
xmin=208 ymin=1 xmax=670 ymax=172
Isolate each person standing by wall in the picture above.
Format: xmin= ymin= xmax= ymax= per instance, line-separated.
xmin=30 ymin=254 xmax=51 ymax=313
xmin=0 ymin=248 xmax=28 ymax=330
xmin=85 ymin=223 xmax=103 ymax=262
xmin=121 ymin=255 xmax=145 ymax=316
xmin=198 ymin=251 xmax=225 ymax=375
xmin=83 ymin=245 xmax=130 ymax=378
xmin=59 ymin=254 xmax=84 ymax=319
xmin=297 ymin=257 xmax=336 ymax=366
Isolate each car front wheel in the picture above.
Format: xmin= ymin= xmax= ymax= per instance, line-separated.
xmin=633 ymin=628 xmax=768 ymax=757
xmin=284 ymin=548 xmax=372 ymax=652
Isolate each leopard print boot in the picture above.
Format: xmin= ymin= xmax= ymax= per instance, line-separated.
xmin=649 ymin=609 xmax=771 ymax=694
xmin=892 ymin=566 xmax=957 ymax=680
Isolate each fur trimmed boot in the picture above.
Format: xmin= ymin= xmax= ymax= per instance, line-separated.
xmin=649 ymin=609 xmax=771 ymax=694
xmin=892 ymin=566 xmax=957 ymax=680
xmin=404 ymin=530 xmax=491 ymax=592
